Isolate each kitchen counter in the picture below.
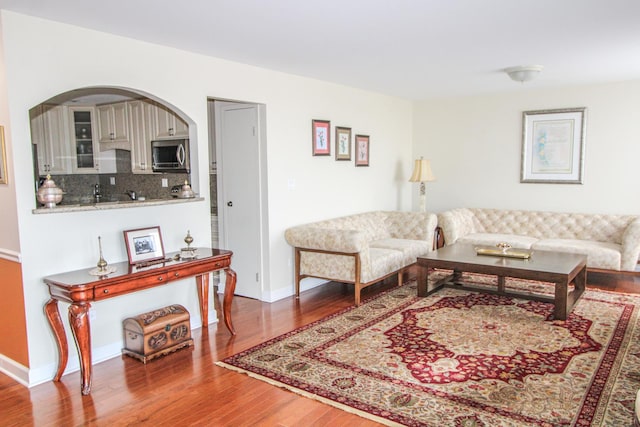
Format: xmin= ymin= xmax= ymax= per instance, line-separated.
xmin=32 ymin=196 xmax=204 ymax=214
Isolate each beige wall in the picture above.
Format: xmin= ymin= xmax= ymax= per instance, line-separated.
xmin=413 ymin=81 xmax=640 ymax=215
xmin=0 ymin=10 xmax=413 ymax=384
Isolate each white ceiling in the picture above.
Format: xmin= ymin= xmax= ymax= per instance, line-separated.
xmin=2 ymin=0 xmax=640 ymax=100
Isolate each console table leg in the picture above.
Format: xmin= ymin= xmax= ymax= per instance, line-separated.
xmin=223 ymin=268 xmax=237 ymax=335
xmin=196 ymin=274 xmax=210 ymax=327
xmin=68 ymin=303 xmax=92 ymax=395
xmin=44 ymin=298 xmax=68 ymax=381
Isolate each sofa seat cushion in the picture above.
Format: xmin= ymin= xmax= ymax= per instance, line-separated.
xmin=370 ymin=238 xmax=432 ymax=265
xmin=364 ymin=248 xmax=405 ymax=284
xmin=532 ymin=239 xmax=622 ymax=270
xmin=457 ymin=233 xmax=538 ymax=249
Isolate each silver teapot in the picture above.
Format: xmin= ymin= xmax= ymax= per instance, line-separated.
xmin=37 ymin=175 xmax=64 ymax=208
xmin=178 ymin=181 xmax=195 ymax=199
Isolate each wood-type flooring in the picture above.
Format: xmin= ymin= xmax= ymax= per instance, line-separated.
xmin=1 ymin=268 xmax=638 ymax=426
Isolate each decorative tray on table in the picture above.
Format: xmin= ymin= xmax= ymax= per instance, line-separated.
xmin=475 ymin=243 xmax=532 ymax=259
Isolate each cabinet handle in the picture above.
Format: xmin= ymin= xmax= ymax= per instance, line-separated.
xmin=174 ymin=272 xmax=180 ymax=277
xmin=103 ymin=289 xmax=109 ymax=294
xmin=157 ymin=276 xmax=164 ymax=281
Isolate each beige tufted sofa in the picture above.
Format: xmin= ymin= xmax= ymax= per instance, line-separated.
xmin=438 ymin=208 xmax=640 ymax=272
xmin=285 ymin=211 xmax=438 ymax=305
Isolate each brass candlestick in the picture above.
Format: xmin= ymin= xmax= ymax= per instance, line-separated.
xmin=181 ymin=230 xmax=197 ymax=259
xmin=97 ymin=236 xmax=108 ymax=272
xmin=184 ymin=230 xmax=194 ymax=249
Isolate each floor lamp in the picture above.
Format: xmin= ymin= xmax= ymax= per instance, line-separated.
xmin=409 ymin=157 xmax=435 ymax=212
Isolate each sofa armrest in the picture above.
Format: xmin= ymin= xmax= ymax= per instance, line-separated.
xmin=620 ymin=218 xmax=640 ymax=271
xmin=284 ymin=226 xmax=368 ymax=254
xmin=438 ymin=208 xmax=476 ymax=245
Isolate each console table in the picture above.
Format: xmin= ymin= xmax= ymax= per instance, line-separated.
xmin=43 ymin=248 xmax=236 ymax=395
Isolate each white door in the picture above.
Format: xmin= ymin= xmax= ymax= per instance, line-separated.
xmin=215 ymin=101 xmax=263 ymax=300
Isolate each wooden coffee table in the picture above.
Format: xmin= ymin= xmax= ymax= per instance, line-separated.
xmin=416 ymin=243 xmax=587 ymax=320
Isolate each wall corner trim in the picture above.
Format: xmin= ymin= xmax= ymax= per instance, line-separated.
xmin=0 ymin=353 xmax=29 ymax=387
xmin=0 ymin=248 xmax=21 ymax=263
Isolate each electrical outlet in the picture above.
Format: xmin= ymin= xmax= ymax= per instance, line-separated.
xmin=109 ymin=177 xmax=116 ymax=185
xmin=162 ymin=178 xmax=168 ymax=187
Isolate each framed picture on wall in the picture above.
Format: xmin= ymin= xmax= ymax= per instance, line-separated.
xmin=335 ymin=126 xmax=351 ymax=160
xmin=355 ymin=134 xmax=370 ymax=167
xmin=312 ymin=119 xmax=331 ymax=156
xmin=521 ymin=107 xmax=586 ymax=184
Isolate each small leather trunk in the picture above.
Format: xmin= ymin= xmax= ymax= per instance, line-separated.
xmin=122 ymin=304 xmax=193 ymax=363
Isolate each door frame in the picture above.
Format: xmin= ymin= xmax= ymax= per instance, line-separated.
xmin=211 ymin=99 xmax=270 ymax=300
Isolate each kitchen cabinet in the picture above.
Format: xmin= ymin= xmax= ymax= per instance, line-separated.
xmin=97 ymin=102 xmax=129 ymax=149
xmin=128 ymin=100 xmax=156 ymax=174
xmin=69 ymin=107 xmax=101 ymax=173
xmin=31 ymin=104 xmax=72 ymax=175
xmin=153 ymin=103 xmax=189 ymax=139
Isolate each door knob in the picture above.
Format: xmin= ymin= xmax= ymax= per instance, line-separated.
xmin=227 ymin=201 xmax=233 ymax=207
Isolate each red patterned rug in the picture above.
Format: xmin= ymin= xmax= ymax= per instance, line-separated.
xmin=217 ymin=272 xmax=640 ymax=426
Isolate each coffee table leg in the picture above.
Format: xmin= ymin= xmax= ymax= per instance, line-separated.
xmin=554 ymin=280 xmax=569 ymax=321
xmin=573 ymin=266 xmax=587 ymax=301
xmin=417 ymin=264 xmax=428 ymax=296
xmin=452 ymin=269 xmax=462 ymax=284
xmin=497 ymin=276 xmax=505 ymax=293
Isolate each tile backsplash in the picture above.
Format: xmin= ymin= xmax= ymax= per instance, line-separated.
xmin=39 ymin=150 xmax=192 ymax=204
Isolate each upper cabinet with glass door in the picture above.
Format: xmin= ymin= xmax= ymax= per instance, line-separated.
xmin=69 ymin=107 xmax=100 ymax=173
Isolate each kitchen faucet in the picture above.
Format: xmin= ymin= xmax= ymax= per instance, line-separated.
xmin=125 ymin=190 xmax=137 ymax=201
xmin=93 ymin=184 xmax=102 ymax=202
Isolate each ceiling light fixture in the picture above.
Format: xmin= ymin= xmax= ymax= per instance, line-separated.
xmin=504 ymin=65 xmax=543 ymax=83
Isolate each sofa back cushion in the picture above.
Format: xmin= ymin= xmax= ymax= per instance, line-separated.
xmin=470 ymin=208 xmax=636 ymax=243
xmin=384 ymin=211 xmax=437 ymax=241
xmin=312 ymin=211 xmax=390 ymax=242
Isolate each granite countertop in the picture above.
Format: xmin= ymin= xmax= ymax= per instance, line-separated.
xmin=32 ymin=196 xmax=204 ymax=214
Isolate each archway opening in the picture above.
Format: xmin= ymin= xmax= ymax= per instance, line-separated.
xmin=29 ymin=87 xmax=195 ymax=206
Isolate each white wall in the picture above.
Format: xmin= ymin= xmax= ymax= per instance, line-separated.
xmin=0 ymin=14 xmax=20 ymax=261
xmin=0 ymin=11 xmax=413 ymax=383
xmin=413 ymin=81 xmax=640 ymax=215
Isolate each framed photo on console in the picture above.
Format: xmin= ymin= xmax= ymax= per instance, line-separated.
xmin=335 ymin=126 xmax=351 ymax=160
xmin=355 ymin=134 xmax=370 ymax=167
xmin=521 ymin=107 xmax=586 ymax=184
xmin=312 ymin=119 xmax=331 ymax=156
xmin=124 ymin=226 xmax=165 ymax=265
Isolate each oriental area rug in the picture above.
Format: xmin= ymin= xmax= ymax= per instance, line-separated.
xmin=217 ymin=272 xmax=640 ymax=426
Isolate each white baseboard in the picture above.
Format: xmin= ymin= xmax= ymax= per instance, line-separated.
xmin=0 ymin=354 xmax=29 ymax=387
xmin=9 ymin=320 xmax=216 ymax=389
xmin=262 ymin=279 xmax=328 ymax=303
xmin=27 ymin=341 xmax=124 ymax=387
xmin=0 ymin=248 xmax=21 ymax=263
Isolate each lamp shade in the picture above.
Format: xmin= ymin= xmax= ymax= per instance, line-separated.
xmin=409 ymin=158 xmax=435 ymax=183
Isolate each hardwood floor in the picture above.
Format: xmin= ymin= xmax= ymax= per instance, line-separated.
xmin=1 ymin=269 xmax=638 ymax=426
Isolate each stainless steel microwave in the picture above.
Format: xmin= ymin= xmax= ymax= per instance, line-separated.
xmin=151 ymin=139 xmax=190 ymax=173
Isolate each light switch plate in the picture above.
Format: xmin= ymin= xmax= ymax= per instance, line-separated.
xmin=162 ymin=178 xmax=168 ymax=187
